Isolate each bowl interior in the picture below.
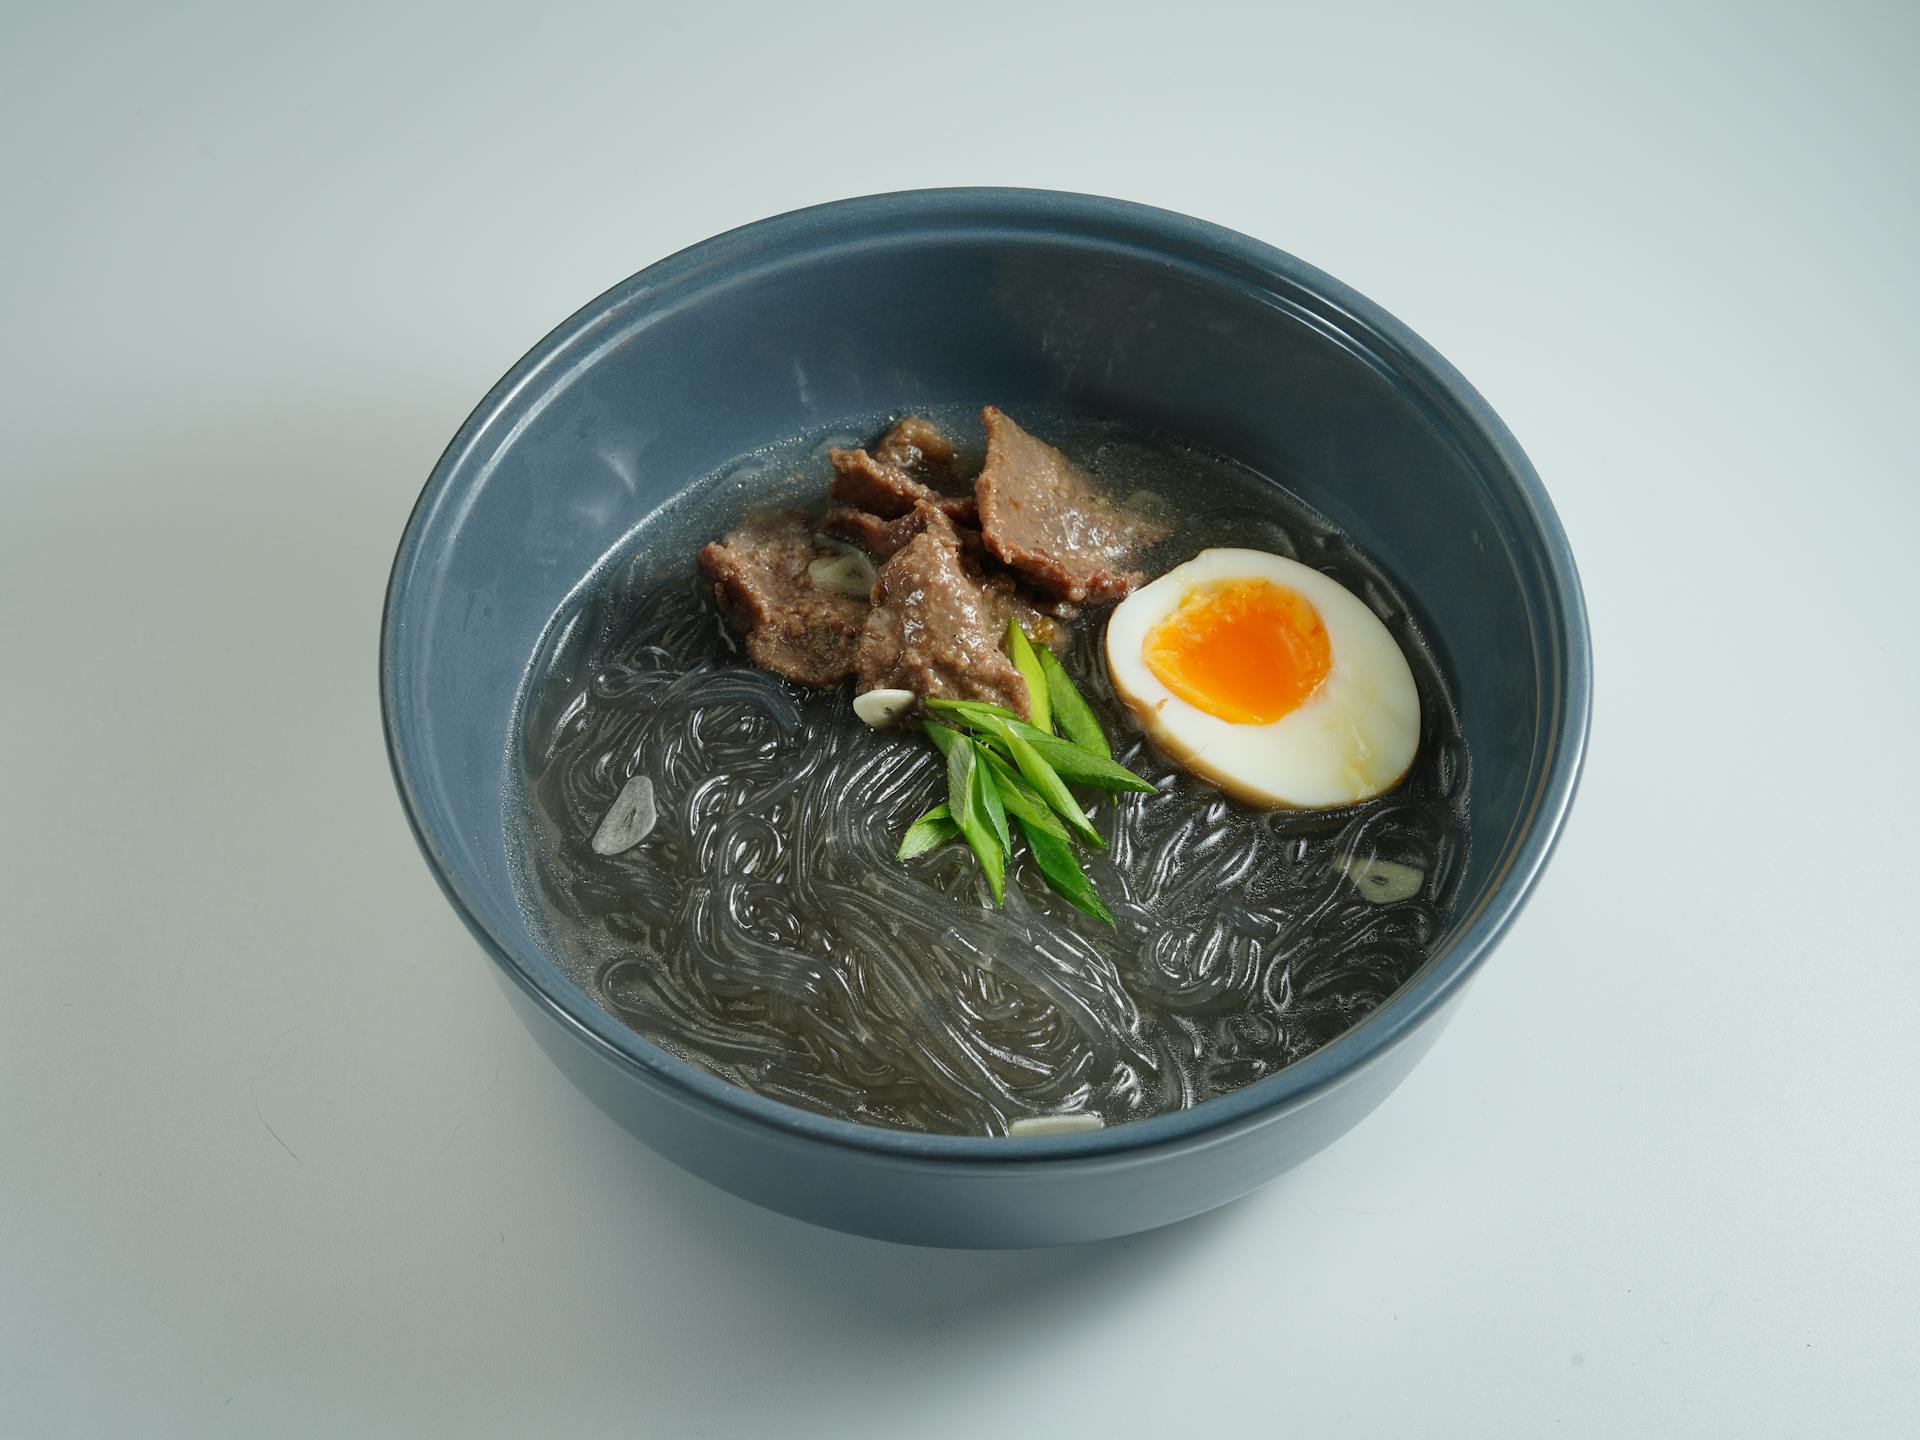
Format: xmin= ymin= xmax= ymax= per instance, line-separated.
xmin=384 ymin=191 xmax=1584 ymax=1150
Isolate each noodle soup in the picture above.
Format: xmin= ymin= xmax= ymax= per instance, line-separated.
xmin=511 ymin=408 xmax=1468 ymax=1136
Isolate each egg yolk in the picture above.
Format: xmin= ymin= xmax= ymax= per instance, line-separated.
xmin=1142 ymin=578 xmax=1332 ymax=725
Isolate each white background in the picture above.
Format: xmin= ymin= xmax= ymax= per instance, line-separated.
xmin=4 ymin=2 xmax=1916 ymax=1435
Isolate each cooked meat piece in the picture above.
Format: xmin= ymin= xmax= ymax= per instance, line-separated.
xmin=857 ymin=507 xmax=1032 ymax=718
xmin=974 ymin=406 xmax=1171 ymax=603
xmin=872 ymin=416 xmax=961 ymax=485
xmin=696 ymin=510 xmax=868 ymax=687
xmin=828 ymin=448 xmax=980 ymax=526
xmin=821 ymin=502 xmax=989 ymax=567
xmin=820 ymin=505 xmax=932 ymax=562
xmin=828 ymin=500 xmax=1066 ymax=656
xmin=829 ymin=418 xmax=978 ymax=525
xmin=983 ymin=574 xmax=1072 ymax=655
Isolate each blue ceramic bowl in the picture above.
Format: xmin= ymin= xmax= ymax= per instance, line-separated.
xmin=382 ymin=189 xmax=1590 ymax=1248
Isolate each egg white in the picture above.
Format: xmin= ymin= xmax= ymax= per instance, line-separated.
xmin=1104 ymin=549 xmax=1421 ymax=808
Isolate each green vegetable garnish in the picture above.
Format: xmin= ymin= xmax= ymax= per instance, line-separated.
xmin=925 ymin=699 xmax=1155 ymax=793
xmin=894 ymin=654 xmax=1147 ymax=918
xmin=896 ymin=803 xmax=959 ymax=860
xmin=1004 ymin=722 xmax=1152 ymax=792
xmin=1004 ymin=619 xmax=1052 ymax=734
xmin=926 ymin=697 xmax=1021 ymax=725
xmin=1018 ymin=816 xmax=1115 ymax=926
xmin=946 ymin=730 xmax=978 ymax=833
xmin=924 ymin=719 xmax=963 ymax=759
xmin=1037 ymin=646 xmax=1108 ymax=759
xmin=946 ymin=738 xmax=1005 ymax=903
xmin=975 ymin=712 xmax=1105 ymax=851
xmin=979 ymin=751 xmax=1069 ymax=839
xmin=973 ymin=740 xmax=1011 ymax=854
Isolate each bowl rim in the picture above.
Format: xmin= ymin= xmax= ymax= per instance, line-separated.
xmin=381 ymin=186 xmax=1592 ymax=1164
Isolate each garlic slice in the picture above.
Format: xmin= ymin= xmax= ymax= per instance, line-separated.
xmin=807 ymin=550 xmax=877 ymax=599
xmin=591 ymin=774 xmax=657 ymax=855
xmin=852 ymin=688 xmax=918 ymax=729
xmin=1008 ymin=1113 xmax=1105 ymax=1137
xmin=1341 ymin=855 xmax=1423 ymax=904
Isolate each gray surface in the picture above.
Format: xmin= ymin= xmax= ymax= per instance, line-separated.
xmin=1 ymin=1 xmax=1914 ymax=1434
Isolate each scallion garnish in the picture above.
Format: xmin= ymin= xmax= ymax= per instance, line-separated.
xmin=890 ymin=625 xmax=1152 ymax=923
xmin=1004 ymin=618 xmax=1052 ymax=734
xmin=1037 ymin=645 xmax=1109 ymax=760
xmin=895 ymin=803 xmax=960 ymax=861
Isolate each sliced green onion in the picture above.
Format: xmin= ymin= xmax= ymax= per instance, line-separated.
xmin=926 ymin=697 xmax=1022 ymax=726
xmin=899 ymin=652 xmax=1146 ymax=914
xmin=1036 ymin=646 xmax=1108 ymax=759
xmin=979 ymin=751 xmax=1069 ymax=839
xmin=972 ymin=740 xmax=1011 ymax=853
xmin=1004 ymin=619 xmax=1052 ymax=734
xmin=895 ymin=803 xmax=959 ymax=860
xmin=926 ymin=699 xmax=1154 ymax=794
xmin=972 ymin=713 xmax=1105 ymax=851
xmin=924 ymin=719 xmax=963 ymax=759
xmin=1006 ymin=722 xmax=1152 ymax=794
xmin=946 ymin=731 xmax=977 ymax=832
xmin=959 ymin=810 xmax=1006 ymax=904
xmin=1017 ymin=816 xmax=1115 ymax=926
xmin=946 ymin=738 xmax=1004 ymax=903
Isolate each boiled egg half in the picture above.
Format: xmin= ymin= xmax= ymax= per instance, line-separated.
xmin=1105 ymin=549 xmax=1420 ymax=808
